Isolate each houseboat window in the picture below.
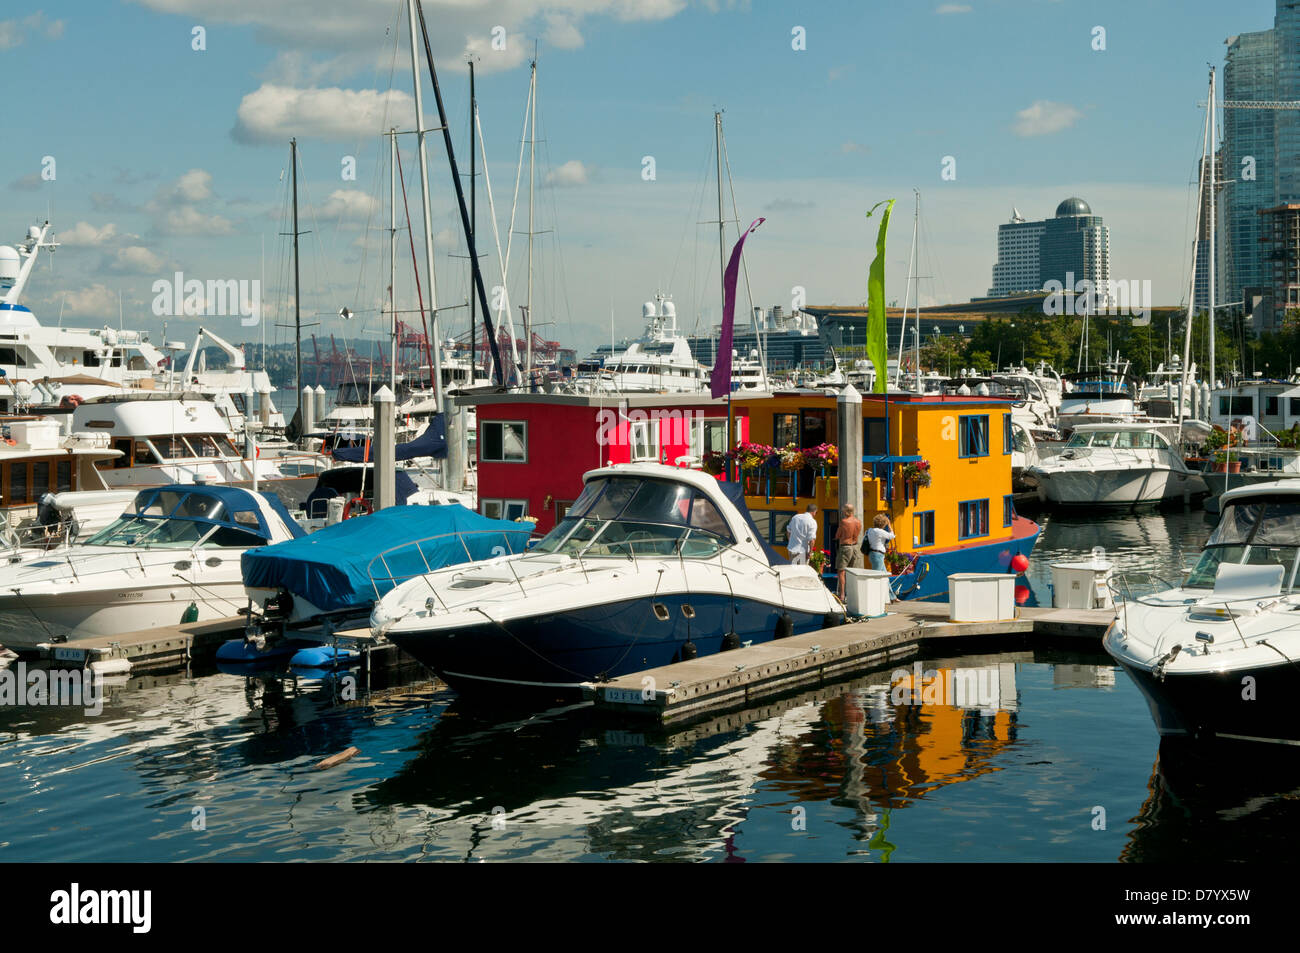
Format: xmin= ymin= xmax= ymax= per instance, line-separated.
xmin=33 ymin=461 xmax=49 ymax=496
xmin=10 ymin=463 xmax=28 ymax=503
xmin=1219 ymin=395 xmax=1253 ymax=416
xmin=689 ymin=418 xmax=728 ymax=458
xmin=749 ymin=510 xmax=771 ymax=541
xmin=774 ymin=413 xmax=799 ymax=448
xmin=629 ymin=420 xmax=658 ymax=462
xmin=503 ymin=500 xmax=528 ymax=522
xmin=913 ymin=510 xmax=935 ymax=548
xmin=1267 ymin=396 xmax=1281 ymax=416
xmin=958 ymin=499 xmax=988 ymax=539
xmin=481 ymin=421 xmax=527 ymax=463
xmin=56 ymin=460 xmax=71 ymax=493
xmin=1004 ymin=494 xmax=1015 ymax=527
xmin=772 ymin=512 xmax=794 ymax=546
xmin=800 ymin=410 xmax=828 ymax=448
xmin=481 ymin=499 xmax=503 ymax=520
xmin=1003 ymin=414 xmax=1012 ymax=454
xmin=959 ymin=416 xmax=989 ymax=458
xmin=864 ymin=418 xmax=887 ymax=456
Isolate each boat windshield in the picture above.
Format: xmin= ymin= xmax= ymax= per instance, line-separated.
xmin=530 ymin=476 xmax=735 ymax=559
xmin=84 ymin=491 xmax=268 ymax=549
xmin=1186 ymin=496 xmax=1300 ymax=590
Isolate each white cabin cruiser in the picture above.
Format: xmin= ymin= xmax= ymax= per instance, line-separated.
xmin=578 ymin=296 xmax=710 ymax=395
xmin=1105 ymin=482 xmax=1300 ymax=745
xmin=0 ymin=483 xmax=304 ymax=648
xmin=370 ymin=462 xmax=845 ymax=696
xmin=1026 ymin=422 xmax=1205 ymax=506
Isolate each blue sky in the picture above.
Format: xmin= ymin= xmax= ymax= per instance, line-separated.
xmin=0 ymin=0 xmax=1276 ymax=359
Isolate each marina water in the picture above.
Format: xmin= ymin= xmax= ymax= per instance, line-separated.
xmin=4 ymin=506 xmax=1287 ymax=863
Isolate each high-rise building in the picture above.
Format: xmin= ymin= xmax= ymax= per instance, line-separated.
xmin=1223 ymin=28 xmax=1277 ymax=309
xmin=985 ymin=198 xmax=1110 ymax=299
xmin=987 ymin=209 xmax=1045 ymax=297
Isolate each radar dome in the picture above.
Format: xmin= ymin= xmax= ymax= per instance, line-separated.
xmin=660 ymin=300 xmax=676 ymax=319
xmin=0 ymin=246 xmax=19 ymax=283
xmin=1055 ymin=197 xmax=1092 ymax=217
xmin=642 ymin=301 xmax=657 ymax=319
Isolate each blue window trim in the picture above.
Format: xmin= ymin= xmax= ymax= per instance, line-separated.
xmin=1002 ymin=413 xmax=1012 ymax=455
xmin=913 ymin=509 xmax=935 ymax=548
xmin=958 ymin=498 xmax=989 ymax=540
xmin=959 ymin=414 xmax=990 ymax=459
xmin=1003 ymin=494 xmax=1014 ymax=527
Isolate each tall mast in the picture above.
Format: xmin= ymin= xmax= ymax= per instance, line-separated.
xmin=389 ymin=128 xmax=398 ymax=393
xmin=469 ymin=58 xmax=477 ymax=380
xmin=291 ymin=137 xmax=302 ymax=402
xmin=715 ymin=111 xmax=726 ymax=321
xmin=913 ymin=192 xmax=921 ymax=390
xmin=1208 ymin=65 xmax=1217 ymax=390
xmin=897 ymin=192 xmax=918 ymax=387
xmin=1179 ymin=71 xmax=1212 ymax=436
xmin=406 ymin=0 xmax=446 ymax=417
xmin=525 ymin=55 xmax=537 ymax=380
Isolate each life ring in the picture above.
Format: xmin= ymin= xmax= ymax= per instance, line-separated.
xmin=342 ymin=497 xmax=373 ymax=520
xmin=58 ymin=394 xmax=84 ymax=410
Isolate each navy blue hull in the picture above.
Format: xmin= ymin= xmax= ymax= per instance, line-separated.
xmin=891 ymin=521 xmax=1041 ymax=601
xmin=1118 ymin=659 xmax=1300 ymax=745
xmin=388 ymin=592 xmax=840 ymax=693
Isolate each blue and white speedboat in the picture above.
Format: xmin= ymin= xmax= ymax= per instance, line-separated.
xmin=0 ymin=483 xmax=303 ymax=647
xmin=370 ymin=462 xmax=846 ymax=695
xmin=1106 ymin=482 xmax=1300 ymax=745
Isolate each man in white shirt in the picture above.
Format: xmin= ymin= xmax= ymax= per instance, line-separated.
xmin=786 ymin=504 xmax=818 ymax=566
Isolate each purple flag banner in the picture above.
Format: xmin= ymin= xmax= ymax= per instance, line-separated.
xmin=710 ymin=216 xmax=765 ymax=399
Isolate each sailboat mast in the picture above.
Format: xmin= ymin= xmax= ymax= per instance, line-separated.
xmin=406 ymin=0 xmax=446 ymax=417
xmin=1208 ymin=66 xmax=1217 ymax=390
xmin=469 ymin=58 xmax=477 ymax=380
xmin=291 ymin=137 xmax=302 ymax=402
xmin=1179 ymin=72 xmax=1212 ymax=436
xmin=389 ymin=128 xmax=398 ymax=393
xmin=914 ymin=191 xmax=921 ymax=391
xmin=525 ymin=57 xmax=537 ymax=381
xmin=897 ymin=192 xmax=918 ymax=387
xmin=715 ymin=112 xmax=726 ymax=323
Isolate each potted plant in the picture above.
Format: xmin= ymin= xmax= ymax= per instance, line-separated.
xmin=808 ymin=549 xmax=830 ymax=573
xmin=701 ymin=450 xmax=729 ymax=476
xmin=901 ymin=459 xmax=932 ymax=487
xmin=1212 ymin=450 xmax=1242 ymax=474
xmin=884 ymin=550 xmax=910 ymax=575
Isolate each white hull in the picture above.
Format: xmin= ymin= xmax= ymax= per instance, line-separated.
xmin=1033 ymin=467 xmax=1205 ymax=505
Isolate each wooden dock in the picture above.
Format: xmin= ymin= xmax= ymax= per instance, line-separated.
xmin=588 ymin=602 xmax=1115 ymax=725
xmin=39 ymin=617 xmax=246 ymax=672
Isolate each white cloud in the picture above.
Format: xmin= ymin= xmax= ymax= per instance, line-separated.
xmin=232 ymin=84 xmax=418 ymax=143
xmin=59 ymin=222 xmax=120 ymax=246
xmin=58 ymin=284 xmax=118 ymax=318
xmin=840 ymin=142 xmax=870 ymax=154
xmin=111 ymin=246 xmax=166 ymax=274
xmin=544 ymin=14 xmax=584 ymax=49
xmin=159 ymin=206 xmax=235 ymax=236
xmin=546 ymin=160 xmax=590 ymax=187
xmin=1013 ymin=100 xmax=1083 ymax=137
xmin=936 ymin=4 xmax=972 ymax=14
xmin=172 ymin=169 xmax=214 ymax=203
xmin=0 ymin=12 xmax=65 ymax=49
xmin=321 ymin=189 xmax=379 ymax=222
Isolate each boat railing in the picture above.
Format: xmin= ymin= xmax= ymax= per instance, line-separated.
xmin=0 ymin=518 xmax=78 ymax=558
xmin=1108 ymin=571 xmax=1290 ymax=654
xmin=365 ymin=528 xmax=536 ymax=607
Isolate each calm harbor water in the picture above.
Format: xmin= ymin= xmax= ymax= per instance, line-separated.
xmin=2 ymin=506 xmax=1292 ymax=863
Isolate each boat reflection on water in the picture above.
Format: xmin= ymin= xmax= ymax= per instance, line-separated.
xmin=366 ymin=653 xmax=1027 ymax=861
xmin=1124 ymin=738 xmax=1300 ymax=863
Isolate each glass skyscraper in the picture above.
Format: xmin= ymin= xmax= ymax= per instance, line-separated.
xmin=1223 ymin=26 xmax=1277 ymax=306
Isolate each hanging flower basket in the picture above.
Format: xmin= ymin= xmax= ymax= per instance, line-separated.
xmin=702 ymin=450 xmax=730 ymax=475
xmin=803 ymin=443 xmax=838 ymax=469
xmin=779 ymin=444 xmax=806 ymax=471
xmin=735 ymin=442 xmax=774 ymax=471
xmin=902 ymin=460 xmax=932 ymax=487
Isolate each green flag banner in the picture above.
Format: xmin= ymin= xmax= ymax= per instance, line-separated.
xmin=865 ymin=199 xmax=895 ymax=394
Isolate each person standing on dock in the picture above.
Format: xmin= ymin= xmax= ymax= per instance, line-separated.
xmin=787 ymin=504 xmax=818 ymax=566
xmin=866 ymin=513 xmax=894 ymax=573
xmin=835 ymin=503 xmax=863 ymax=599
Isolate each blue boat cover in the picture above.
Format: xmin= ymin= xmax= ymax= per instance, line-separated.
xmin=332 ymin=415 xmax=447 ymax=462
xmin=241 ymin=503 xmax=533 ymax=613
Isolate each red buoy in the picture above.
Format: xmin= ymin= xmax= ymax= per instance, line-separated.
xmin=1010 ymin=553 xmax=1030 ymax=573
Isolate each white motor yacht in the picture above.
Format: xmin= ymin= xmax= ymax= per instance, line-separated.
xmin=1025 ymin=422 xmax=1205 ymax=506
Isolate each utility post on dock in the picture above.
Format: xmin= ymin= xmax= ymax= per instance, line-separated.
xmin=445 ymin=396 xmax=466 ymax=493
xmin=838 ymin=384 xmax=864 ymax=520
xmin=373 ymin=386 xmax=396 ymax=510
xmin=300 ymin=384 xmax=315 ymax=436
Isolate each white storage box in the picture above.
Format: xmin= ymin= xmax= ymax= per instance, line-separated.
xmin=1051 ymin=559 xmax=1114 ymax=609
xmin=9 ymin=419 xmax=62 ymax=450
xmin=947 ymin=573 xmax=1016 ymax=622
xmin=843 ymin=568 xmax=891 ymax=617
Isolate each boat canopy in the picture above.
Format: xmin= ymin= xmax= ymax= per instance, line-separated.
xmin=88 ymin=484 xmax=302 ymax=547
xmin=241 ymin=503 xmax=533 ymax=613
xmin=332 ymin=415 xmax=447 ymax=463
